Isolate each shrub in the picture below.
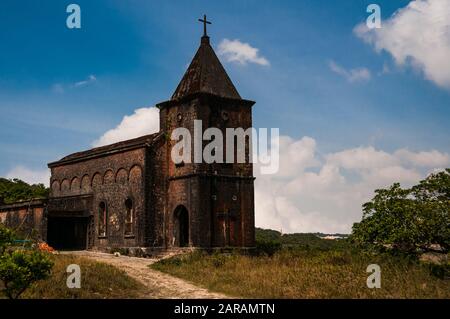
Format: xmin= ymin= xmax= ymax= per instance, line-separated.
xmin=0 ymin=224 xmax=15 ymax=254
xmin=0 ymin=249 xmax=53 ymax=299
xmin=255 ymin=239 xmax=282 ymax=256
xmin=426 ymin=262 xmax=450 ymax=279
xmin=255 ymin=228 xmax=282 ymax=242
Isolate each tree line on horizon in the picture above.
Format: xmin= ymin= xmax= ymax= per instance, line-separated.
xmin=0 ymin=178 xmax=49 ymax=205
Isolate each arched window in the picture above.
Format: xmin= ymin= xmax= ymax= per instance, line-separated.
xmin=98 ymin=202 xmax=107 ymax=237
xmin=124 ymin=198 xmax=133 ymax=236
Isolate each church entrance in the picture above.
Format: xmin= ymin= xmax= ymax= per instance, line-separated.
xmin=47 ymin=216 xmax=89 ymax=250
xmin=173 ymin=205 xmax=189 ymax=247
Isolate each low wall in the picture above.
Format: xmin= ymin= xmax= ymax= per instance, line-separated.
xmin=0 ymin=199 xmax=47 ymax=240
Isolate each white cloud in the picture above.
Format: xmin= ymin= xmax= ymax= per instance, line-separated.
xmin=51 ymin=75 xmax=97 ymax=93
xmin=395 ymin=149 xmax=450 ymax=167
xmin=255 ymin=137 xmax=449 ymax=234
xmin=92 ymin=107 xmax=160 ymax=147
xmin=326 ymin=146 xmax=397 ymax=170
xmin=73 ymin=74 xmax=97 ymax=88
xmin=354 ymin=0 xmax=450 ymax=89
xmin=328 ymin=60 xmax=371 ymax=83
xmin=217 ymin=39 xmax=270 ymax=66
xmin=5 ymin=166 xmax=50 ymax=187
xmin=273 ymin=136 xmax=320 ymax=178
xmin=362 ymin=165 xmax=422 ymax=188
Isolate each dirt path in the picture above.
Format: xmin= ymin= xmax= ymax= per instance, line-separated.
xmin=66 ymin=250 xmax=228 ymax=299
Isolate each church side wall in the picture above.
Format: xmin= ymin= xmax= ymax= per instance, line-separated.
xmin=49 ymin=148 xmax=147 ymax=249
xmin=145 ymin=137 xmax=167 ymax=248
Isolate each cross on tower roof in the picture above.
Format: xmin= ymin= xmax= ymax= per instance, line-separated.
xmin=198 ymin=14 xmax=212 ymax=37
xmin=170 ymin=13 xmax=245 ymax=100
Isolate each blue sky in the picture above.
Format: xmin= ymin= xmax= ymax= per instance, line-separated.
xmin=1 ymin=0 xmax=449 ymax=232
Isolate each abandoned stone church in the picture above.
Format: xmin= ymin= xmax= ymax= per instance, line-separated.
xmin=0 ymin=26 xmax=256 ymax=253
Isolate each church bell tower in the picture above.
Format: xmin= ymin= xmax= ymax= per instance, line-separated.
xmin=157 ymin=15 xmax=255 ymax=248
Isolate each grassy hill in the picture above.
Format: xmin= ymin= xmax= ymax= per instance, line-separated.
xmin=256 ymin=227 xmax=348 ymax=250
xmin=21 ymin=254 xmax=145 ymax=299
xmin=151 ymin=229 xmax=449 ymax=299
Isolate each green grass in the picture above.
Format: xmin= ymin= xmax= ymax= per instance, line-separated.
xmin=21 ymin=254 xmax=145 ymax=299
xmin=151 ymin=248 xmax=450 ymax=299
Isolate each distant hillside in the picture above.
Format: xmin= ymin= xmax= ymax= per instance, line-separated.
xmin=255 ymin=228 xmax=349 ymax=250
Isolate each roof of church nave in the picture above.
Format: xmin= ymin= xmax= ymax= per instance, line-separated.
xmin=48 ymin=132 xmax=160 ymax=167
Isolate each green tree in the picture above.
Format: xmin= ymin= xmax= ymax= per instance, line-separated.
xmin=0 ymin=224 xmax=15 ymax=254
xmin=0 ymin=178 xmax=49 ymax=204
xmin=411 ymin=169 xmax=450 ymax=251
xmin=351 ymin=169 xmax=450 ymax=254
xmin=0 ymin=250 xmax=53 ymax=299
xmin=0 ymin=224 xmax=54 ymax=299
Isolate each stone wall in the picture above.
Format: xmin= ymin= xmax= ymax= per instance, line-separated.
xmin=49 ymin=147 xmax=147 ymax=249
xmin=146 ymin=136 xmax=167 ymax=248
xmin=0 ymin=199 xmax=47 ymax=240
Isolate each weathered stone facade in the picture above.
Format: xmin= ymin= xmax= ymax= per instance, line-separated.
xmin=158 ymin=92 xmax=255 ymax=248
xmin=0 ymin=200 xmax=47 ymax=239
xmin=1 ymin=33 xmax=256 ymax=252
xmin=47 ymin=138 xmax=152 ymax=250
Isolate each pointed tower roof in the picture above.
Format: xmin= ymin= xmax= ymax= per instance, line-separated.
xmin=171 ymin=35 xmax=241 ymax=100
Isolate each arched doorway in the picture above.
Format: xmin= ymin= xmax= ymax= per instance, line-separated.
xmin=173 ymin=205 xmax=189 ymax=247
